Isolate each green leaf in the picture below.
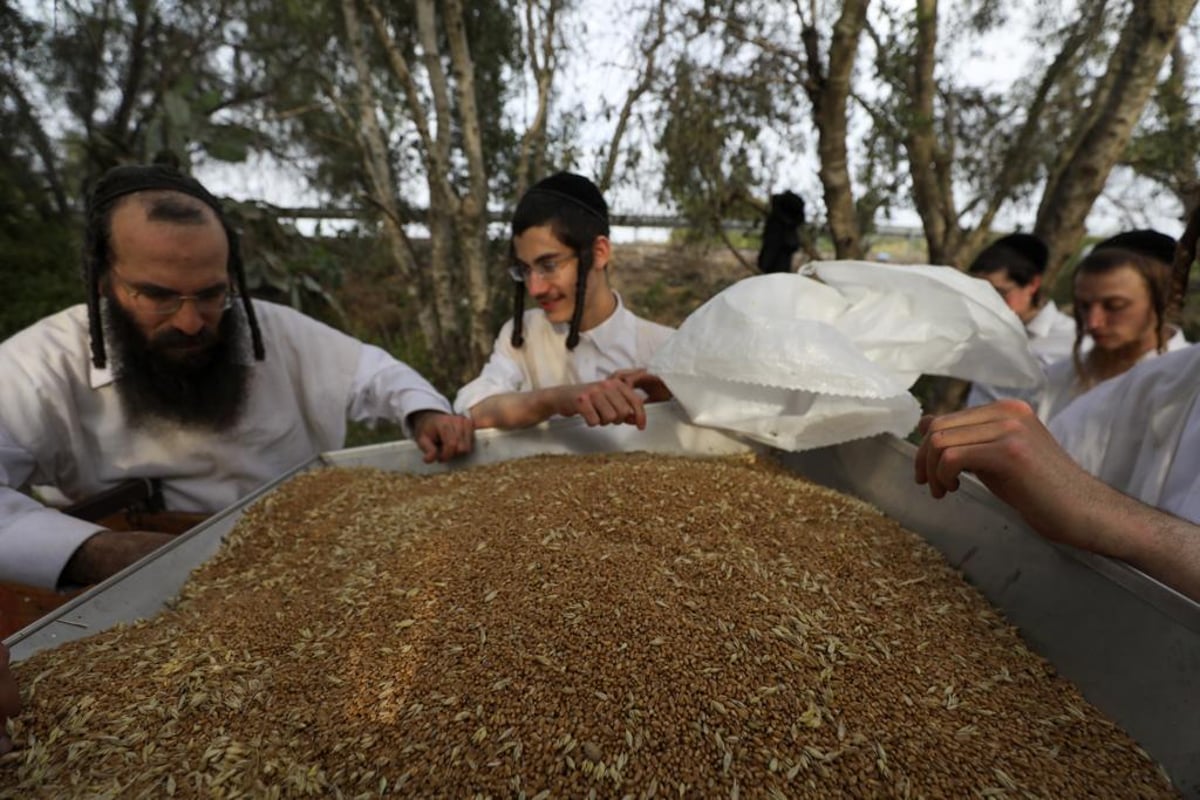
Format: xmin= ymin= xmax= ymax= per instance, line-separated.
xmin=163 ymin=91 xmax=192 ymax=130
xmin=202 ymin=124 xmax=257 ymax=163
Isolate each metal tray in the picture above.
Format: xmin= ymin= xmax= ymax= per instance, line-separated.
xmin=6 ymin=401 xmax=1199 ymax=796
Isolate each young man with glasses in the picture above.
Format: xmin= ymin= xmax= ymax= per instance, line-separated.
xmin=453 ymin=172 xmax=674 ymax=430
xmin=0 ymin=164 xmax=473 ymax=590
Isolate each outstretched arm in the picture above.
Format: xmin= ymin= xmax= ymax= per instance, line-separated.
xmin=916 ymin=399 xmax=1200 ymax=601
xmin=467 ymin=378 xmax=649 ymax=431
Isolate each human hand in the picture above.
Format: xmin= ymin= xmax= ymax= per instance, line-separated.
xmin=610 ymin=368 xmax=673 ymax=403
xmin=61 ymin=530 xmax=178 ymax=586
xmin=0 ymin=643 xmax=21 ymax=756
xmin=561 ymin=378 xmax=649 ymax=429
xmin=915 ymin=399 xmax=1095 ymax=545
xmin=410 ymin=410 xmax=475 ymax=463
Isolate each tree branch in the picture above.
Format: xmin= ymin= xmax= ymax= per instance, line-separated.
xmin=599 ymin=0 xmax=668 ymax=192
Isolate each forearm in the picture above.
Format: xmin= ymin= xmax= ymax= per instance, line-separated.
xmin=468 ymin=387 xmax=573 ymax=430
xmin=1024 ymin=473 xmax=1200 ymax=601
xmin=61 ymin=530 xmax=177 ymax=586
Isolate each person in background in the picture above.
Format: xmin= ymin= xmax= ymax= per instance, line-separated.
xmin=965 ymin=233 xmax=1075 ymax=407
xmin=1037 ymin=237 xmax=1188 ymax=421
xmin=454 ymin=172 xmax=673 ymax=430
xmin=0 ymin=164 xmax=474 ymax=590
xmin=757 ymin=190 xmax=806 ymax=274
xmin=0 ymin=643 xmax=18 ymax=755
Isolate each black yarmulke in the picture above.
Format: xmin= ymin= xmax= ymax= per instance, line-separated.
xmin=520 ymin=172 xmax=608 ymax=222
xmin=91 ymin=164 xmax=225 ymax=216
xmin=1094 ymin=229 xmax=1177 ymax=267
xmin=971 ymin=233 xmax=1048 ymax=274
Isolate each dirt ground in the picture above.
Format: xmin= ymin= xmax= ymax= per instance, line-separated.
xmin=608 ymin=242 xmax=759 ymax=327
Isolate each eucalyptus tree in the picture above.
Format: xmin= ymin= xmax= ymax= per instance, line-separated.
xmin=866 ymin=0 xmax=1197 ymax=277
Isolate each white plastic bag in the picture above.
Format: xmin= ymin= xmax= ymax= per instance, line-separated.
xmin=650 ymin=262 xmax=1043 ymax=451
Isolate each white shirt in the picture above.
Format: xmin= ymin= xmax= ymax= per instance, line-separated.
xmin=0 ymin=301 xmax=451 ymax=587
xmin=453 ymin=295 xmax=674 ymax=414
xmin=966 ymin=302 xmax=1077 ymax=407
xmin=1050 ymin=343 xmax=1200 ymax=524
xmin=1037 ymin=328 xmax=1189 ymax=422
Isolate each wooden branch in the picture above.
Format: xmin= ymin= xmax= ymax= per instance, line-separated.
xmin=361 ymin=0 xmax=438 ymax=167
xmin=1 ymin=71 xmax=68 ymax=216
xmin=599 ymin=0 xmax=668 ymax=192
xmin=1169 ymin=187 xmax=1200 ymax=319
xmin=903 ymin=0 xmax=956 ymax=263
xmin=416 ymin=0 xmax=455 ymax=174
xmin=443 ymin=0 xmax=487 ymax=211
xmin=105 ymin=0 xmax=152 ymax=150
xmin=1036 ymin=0 xmax=1198 ymax=282
xmin=974 ymin=8 xmax=1102 ymax=231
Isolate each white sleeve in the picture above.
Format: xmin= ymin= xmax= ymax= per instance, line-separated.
xmin=0 ymin=424 xmax=104 ymax=588
xmin=452 ymin=327 xmax=527 ymax=414
xmin=1048 ymin=376 xmax=1122 ymax=476
xmin=345 ymin=344 xmax=453 ymax=435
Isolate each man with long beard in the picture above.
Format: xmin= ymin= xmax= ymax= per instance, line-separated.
xmin=0 ymin=164 xmax=473 ymax=589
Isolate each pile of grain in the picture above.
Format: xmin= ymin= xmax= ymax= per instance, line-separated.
xmin=1 ymin=454 xmax=1173 ymax=798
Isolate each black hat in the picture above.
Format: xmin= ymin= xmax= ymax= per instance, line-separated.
xmin=1093 ymin=229 xmax=1177 ymax=267
xmin=90 ymin=164 xmax=225 ymax=216
xmin=970 ymin=233 xmax=1048 ymax=275
xmin=517 ymin=172 xmax=608 ymax=225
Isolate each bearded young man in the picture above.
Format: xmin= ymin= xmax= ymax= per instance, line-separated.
xmin=0 ymin=164 xmax=473 ymax=589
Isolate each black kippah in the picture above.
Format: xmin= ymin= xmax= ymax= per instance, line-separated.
xmin=91 ymin=164 xmax=224 ymax=215
xmin=1094 ymin=229 xmax=1177 ymax=267
xmin=974 ymin=232 xmax=1051 ymax=273
xmin=521 ymin=172 xmax=608 ymax=222
xmin=984 ymin=233 xmax=1047 ymax=271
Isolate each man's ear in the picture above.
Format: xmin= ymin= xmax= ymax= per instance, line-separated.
xmin=591 ymin=235 xmax=612 ymax=274
xmin=1028 ymin=274 xmax=1043 ymax=293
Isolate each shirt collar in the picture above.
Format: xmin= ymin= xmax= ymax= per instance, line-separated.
xmin=1025 ymin=301 xmax=1061 ymax=338
xmin=551 ymin=291 xmax=632 ymax=347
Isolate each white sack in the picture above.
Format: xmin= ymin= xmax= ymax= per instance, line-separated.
xmin=649 ymin=262 xmax=1044 ymax=451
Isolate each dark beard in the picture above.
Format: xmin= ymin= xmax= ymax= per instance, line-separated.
xmin=103 ymin=291 xmax=251 ymax=431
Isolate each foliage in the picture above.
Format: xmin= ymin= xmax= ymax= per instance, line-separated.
xmin=0 ymin=217 xmax=81 ymax=342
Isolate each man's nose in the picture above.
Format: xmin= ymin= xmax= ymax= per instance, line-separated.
xmin=169 ymin=299 xmax=208 ymax=336
xmin=1083 ymin=306 xmax=1106 ymax=331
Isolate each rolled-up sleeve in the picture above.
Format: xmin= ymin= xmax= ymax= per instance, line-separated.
xmin=453 ymin=330 xmax=527 ymax=415
xmin=346 ymin=344 xmax=453 ymax=436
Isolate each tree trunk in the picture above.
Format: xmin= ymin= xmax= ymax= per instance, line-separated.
xmin=443 ymin=0 xmax=495 ymax=380
xmin=339 ymin=0 xmax=442 ymax=356
xmin=414 ymin=0 xmax=464 ymax=359
xmin=903 ymin=0 xmax=961 ymax=265
xmin=805 ymin=0 xmax=869 ymax=259
xmin=1035 ymin=0 xmax=1198 ymax=284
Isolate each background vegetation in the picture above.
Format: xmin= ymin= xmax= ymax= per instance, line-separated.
xmin=4 ymin=0 xmax=1200 ymax=401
